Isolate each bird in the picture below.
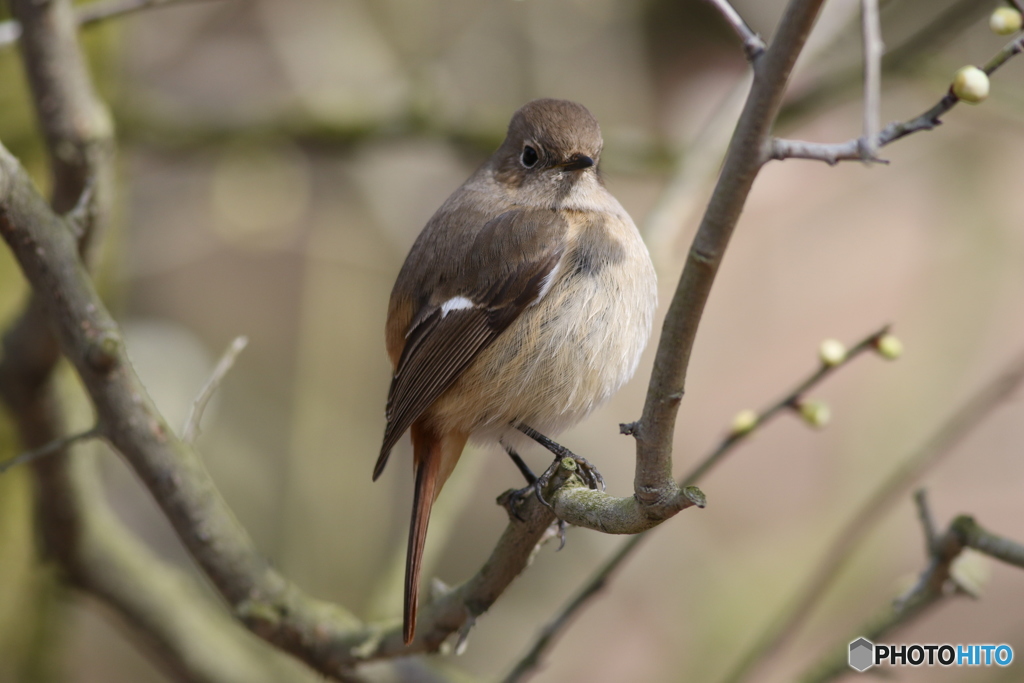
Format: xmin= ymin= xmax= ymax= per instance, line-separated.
xmin=374 ymin=98 xmax=657 ymax=644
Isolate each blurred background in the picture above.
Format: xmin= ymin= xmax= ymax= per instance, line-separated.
xmin=1 ymin=0 xmax=1023 ymax=681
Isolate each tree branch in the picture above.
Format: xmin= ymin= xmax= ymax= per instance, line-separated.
xmin=768 ymin=31 xmax=1024 ymax=165
xmin=182 ymin=335 xmax=248 ymax=445
xmin=0 ymin=1 xmax=321 ymax=681
xmin=631 ymin=0 xmax=826 ymax=519
xmin=704 ymin=0 xmax=766 ymax=61
xmin=800 ymin=511 xmax=1024 ymax=683
xmin=504 ymin=327 xmax=893 ymax=681
xmin=0 ymin=0 xmax=220 ymax=49
xmin=859 ymin=0 xmax=883 ymax=161
xmin=722 ymin=348 xmax=1024 ymax=683
xmin=0 ymin=135 xmax=626 ymax=672
xmin=77 ymin=0 xmax=223 ymax=27
xmin=0 ymin=426 xmax=99 ymax=474
xmin=683 ymin=327 xmax=891 ymax=485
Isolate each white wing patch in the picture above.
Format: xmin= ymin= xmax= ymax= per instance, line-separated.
xmin=534 ymin=259 xmax=562 ymax=305
xmin=440 ymin=296 xmax=475 ymax=317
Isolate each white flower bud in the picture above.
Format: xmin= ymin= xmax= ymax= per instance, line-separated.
xmin=875 ymin=334 xmax=903 ymax=360
xmin=730 ymin=409 xmax=758 ymax=436
xmin=819 ymin=339 xmax=847 ymax=367
xmin=990 ymin=7 xmax=1023 ymax=35
xmin=799 ymin=400 xmax=830 ymax=429
xmin=952 ymin=66 xmax=990 ymax=104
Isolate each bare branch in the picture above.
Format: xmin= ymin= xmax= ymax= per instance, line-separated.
xmin=632 ymin=0 xmax=827 ymax=519
xmin=721 ymin=348 xmax=1024 ymax=683
xmin=705 ymin=0 xmax=766 ymax=61
xmin=182 ymin=335 xmax=248 ymax=444
xmin=504 ymin=327 xmax=891 ymax=681
xmin=802 ymin=513 xmax=1024 ymax=683
xmin=768 ymin=32 xmax=1024 ymax=165
xmin=0 ymin=2 xmax=326 ymax=680
xmin=0 ymin=1 xmax=325 ymax=680
xmin=502 ymin=534 xmax=640 ymax=683
xmin=0 ymin=426 xmax=99 ymax=474
xmin=0 ymin=0 xmax=221 ymax=49
xmin=859 ymin=0 xmax=883 ymax=161
xmin=683 ymin=327 xmax=890 ymax=485
xmin=78 ymin=0 xmax=223 ymax=27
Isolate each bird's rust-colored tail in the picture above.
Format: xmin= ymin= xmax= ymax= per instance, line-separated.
xmin=404 ymin=422 xmax=467 ymax=644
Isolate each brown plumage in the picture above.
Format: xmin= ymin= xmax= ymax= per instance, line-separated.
xmin=375 ymin=99 xmax=657 ymax=644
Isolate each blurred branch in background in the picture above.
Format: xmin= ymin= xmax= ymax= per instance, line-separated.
xmin=800 ymin=494 xmax=1024 ymax=683
xmin=182 ymin=335 xmax=248 ymax=444
xmin=0 ymin=0 xmax=323 ymax=681
xmin=0 ymin=0 xmax=223 ymax=49
xmin=724 ymin=347 xmax=1024 ymax=683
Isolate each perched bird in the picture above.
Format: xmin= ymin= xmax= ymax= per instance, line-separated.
xmin=374 ymin=98 xmax=657 ymax=644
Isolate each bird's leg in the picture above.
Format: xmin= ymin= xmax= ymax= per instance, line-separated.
xmin=516 ymin=423 xmax=606 ymax=506
xmin=500 ymin=441 xmax=570 ymax=549
xmin=501 ymin=442 xmax=537 ymax=521
xmin=503 ymin=443 xmax=538 ymax=484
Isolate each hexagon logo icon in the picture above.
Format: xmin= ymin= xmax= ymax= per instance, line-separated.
xmin=849 ymin=638 xmax=874 ymax=672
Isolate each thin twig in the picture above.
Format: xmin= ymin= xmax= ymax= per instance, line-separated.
xmin=768 ymin=32 xmax=1024 ymax=164
xmin=956 ymin=515 xmax=1024 ymax=569
xmin=502 ymin=535 xmax=642 ymax=683
xmin=705 ymin=0 xmax=766 ymax=61
xmin=504 ymin=327 xmax=890 ymax=682
xmin=859 ymin=0 xmax=883 ymax=161
xmin=721 ymin=347 xmax=1024 ymax=683
xmin=182 ymin=335 xmax=248 ymax=444
xmin=0 ymin=427 xmax=100 ymax=474
xmin=0 ymin=0 xmax=220 ymax=48
xmin=78 ymin=0 xmax=222 ymax=26
xmin=683 ymin=326 xmax=889 ymax=485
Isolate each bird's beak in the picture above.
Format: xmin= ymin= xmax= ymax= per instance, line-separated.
xmin=558 ymin=153 xmax=595 ymax=171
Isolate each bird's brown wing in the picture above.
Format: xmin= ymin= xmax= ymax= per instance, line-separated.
xmin=374 ymin=208 xmax=567 ymax=479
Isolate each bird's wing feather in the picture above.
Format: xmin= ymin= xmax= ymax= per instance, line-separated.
xmin=374 ymin=208 xmax=567 ymax=478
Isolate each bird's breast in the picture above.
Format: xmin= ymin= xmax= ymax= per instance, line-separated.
xmin=426 ymin=210 xmax=657 ymax=442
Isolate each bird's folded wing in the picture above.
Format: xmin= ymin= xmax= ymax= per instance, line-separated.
xmin=374 ymin=209 xmax=567 ymax=478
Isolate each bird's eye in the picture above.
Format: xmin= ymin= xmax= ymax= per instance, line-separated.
xmin=521 ymin=145 xmax=539 ymax=167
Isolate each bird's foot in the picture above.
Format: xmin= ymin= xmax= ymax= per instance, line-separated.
xmin=501 ymin=483 xmax=535 ymax=521
xmin=515 ymin=423 xmax=606 ymax=494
